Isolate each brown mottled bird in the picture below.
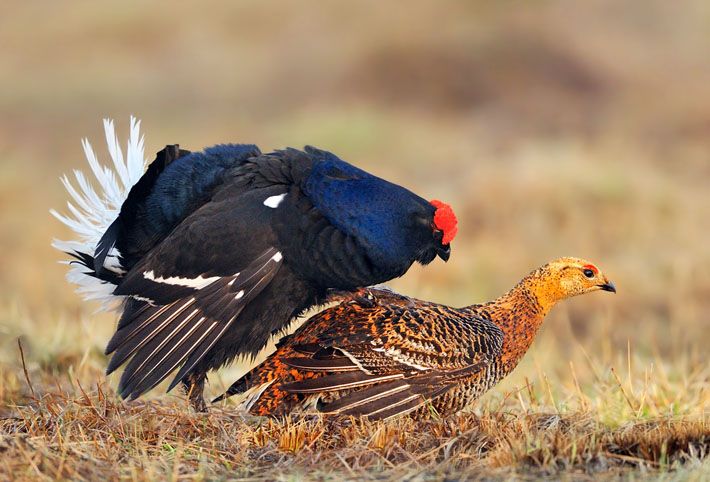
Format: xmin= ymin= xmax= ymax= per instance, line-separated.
xmin=215 ymin=257 xmax=616 ymax=420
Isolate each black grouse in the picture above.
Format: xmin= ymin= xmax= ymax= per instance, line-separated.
xmin=52 ymin=118 xmax=458 ymax=410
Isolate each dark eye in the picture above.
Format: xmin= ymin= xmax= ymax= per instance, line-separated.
xmin=583 ymin=269 xmax=595 ymax=278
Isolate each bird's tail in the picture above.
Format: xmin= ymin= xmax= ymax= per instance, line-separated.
xmin=50 ymin=117 xmax=147 ymax=309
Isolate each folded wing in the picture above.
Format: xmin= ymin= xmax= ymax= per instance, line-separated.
xmin=106 ymin=247 xmax=283 ymax=400
xmin=216 ymin=291 xmax=504 ymax=420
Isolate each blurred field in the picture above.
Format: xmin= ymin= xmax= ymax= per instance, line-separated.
xmin=1 ymin=0 xmax=709 ymax=480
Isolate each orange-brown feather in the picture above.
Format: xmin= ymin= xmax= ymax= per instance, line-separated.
xmin=219 ymin=258 xmax=614 ymax=420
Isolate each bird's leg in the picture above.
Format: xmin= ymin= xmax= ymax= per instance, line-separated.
xmin=352 ymin=291 xmax=377 ymax=308
xmin=182 ymin=372 xmax=208 ymax=412
xmin=326 ymin=288 xmax=377 ymax=308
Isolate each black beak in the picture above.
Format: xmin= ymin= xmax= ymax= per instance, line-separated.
xmin=430 ymin=228 xmax=450 ymax=262
xmin=436 ymin=244 xmax=451 ymax=262
xmin=599 ymin=281 xmax=616 ymax=293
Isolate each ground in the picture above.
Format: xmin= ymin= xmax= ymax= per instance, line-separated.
xmin=1 ymin=362 xmax=707 ymax=480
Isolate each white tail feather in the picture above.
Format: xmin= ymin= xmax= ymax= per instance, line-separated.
xmin=51 ymin=117 xmax=148 ymax=309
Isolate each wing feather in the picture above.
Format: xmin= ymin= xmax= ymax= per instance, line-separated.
xmin=281 ymin=371 xmax=404 ymax=394
xmin=125 ymin=319 xmax=219 ymax=399
xmin=319 ymin=379 xmax=410 ymax=414
xmin=108 ymin=247 xmax=282 ymax=400
xmin=281 ymin=357 xmax=359 ymax=372
xmin=118 ymin=307 xmax=204 ymax=398
xmin=106 ymin=299 xmax=194 ymax=372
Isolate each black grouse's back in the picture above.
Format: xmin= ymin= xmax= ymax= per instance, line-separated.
xmin=95 ymin=143 xmax=261 ymax=275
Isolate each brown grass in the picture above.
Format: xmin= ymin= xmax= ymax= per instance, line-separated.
xmin=1 ymin=377 xmax=707 ymax=480
xmin=1 ymin=334 xmax=707 ymax=480
xmin=1 ymin=0 xmax=709 ymax=479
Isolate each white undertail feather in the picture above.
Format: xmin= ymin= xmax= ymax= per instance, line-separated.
xmin=236 ymin=380 xmax=277 ymax=412
xmin=50 ymin=117 xmax=148 ymax=309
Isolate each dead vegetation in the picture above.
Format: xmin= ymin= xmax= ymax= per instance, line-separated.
xmin=2 ymin=390 xmax=708 ymax=480
xmin=1 ymin=346 xmax=707 ymax=481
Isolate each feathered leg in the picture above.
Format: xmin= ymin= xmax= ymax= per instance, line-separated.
xmin=183 ymin=372 xmax=208 ymax=412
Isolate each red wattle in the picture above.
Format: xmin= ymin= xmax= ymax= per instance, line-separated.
xmin=430 ymin=199 xmax=458 ymax=245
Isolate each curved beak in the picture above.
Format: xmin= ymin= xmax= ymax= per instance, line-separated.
xmin=436 ymin=244 xmax=451 ymax=262
xmin=598 ymin=281 xmax=616 ymax=293
xmin=429 ymin=228 xmax=451 ymax=262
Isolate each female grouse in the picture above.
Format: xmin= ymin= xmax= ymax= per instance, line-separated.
xmin=217 ymin=258 xmax=615 ymax=420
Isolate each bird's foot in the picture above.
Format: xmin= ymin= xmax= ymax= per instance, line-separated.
xmin=183 ymin=373 xmax=208 ymax=413
xmin=326 ymin=288 xmax=377 ymax=308
xmin=350 ymin=289 xmax=377 ymax=308
xmin=190 ymin=394 xmax=208 ymax=413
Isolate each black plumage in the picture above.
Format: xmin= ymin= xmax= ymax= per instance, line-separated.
xmin=68 ymin=143 xmax=456 ymax=410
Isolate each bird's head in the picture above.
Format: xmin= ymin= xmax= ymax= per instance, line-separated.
xmin=530 ymin=257 xmax=616 ymax=308
xmin=302 ymin=147 xmax=457 ymax=269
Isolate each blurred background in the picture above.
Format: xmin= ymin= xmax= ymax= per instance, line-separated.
xmin=1 ymin=0 xmax=708 ymax=410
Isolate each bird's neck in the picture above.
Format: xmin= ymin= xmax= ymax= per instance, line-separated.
xmin=467 ymin=268 xmax=563 ymax=368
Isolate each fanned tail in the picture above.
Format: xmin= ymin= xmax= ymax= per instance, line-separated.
xmin=50 ymin=117 xmax=147 ymax=309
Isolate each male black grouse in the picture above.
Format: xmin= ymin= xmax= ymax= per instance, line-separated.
xmin=52 ymin=118 xmax=458 ymax=410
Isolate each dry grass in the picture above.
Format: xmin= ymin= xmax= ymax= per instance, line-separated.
xmin=1 ymin=316 xmax=707 ymax=480
xmin=1 ymin=0 xmax=709 ymax=479
xmin=1 ymin=356 xmax=708 ymax=480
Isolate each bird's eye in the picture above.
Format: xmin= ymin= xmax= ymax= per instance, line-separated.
xmin=583 ymin=269 xmax=595 ymax=278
